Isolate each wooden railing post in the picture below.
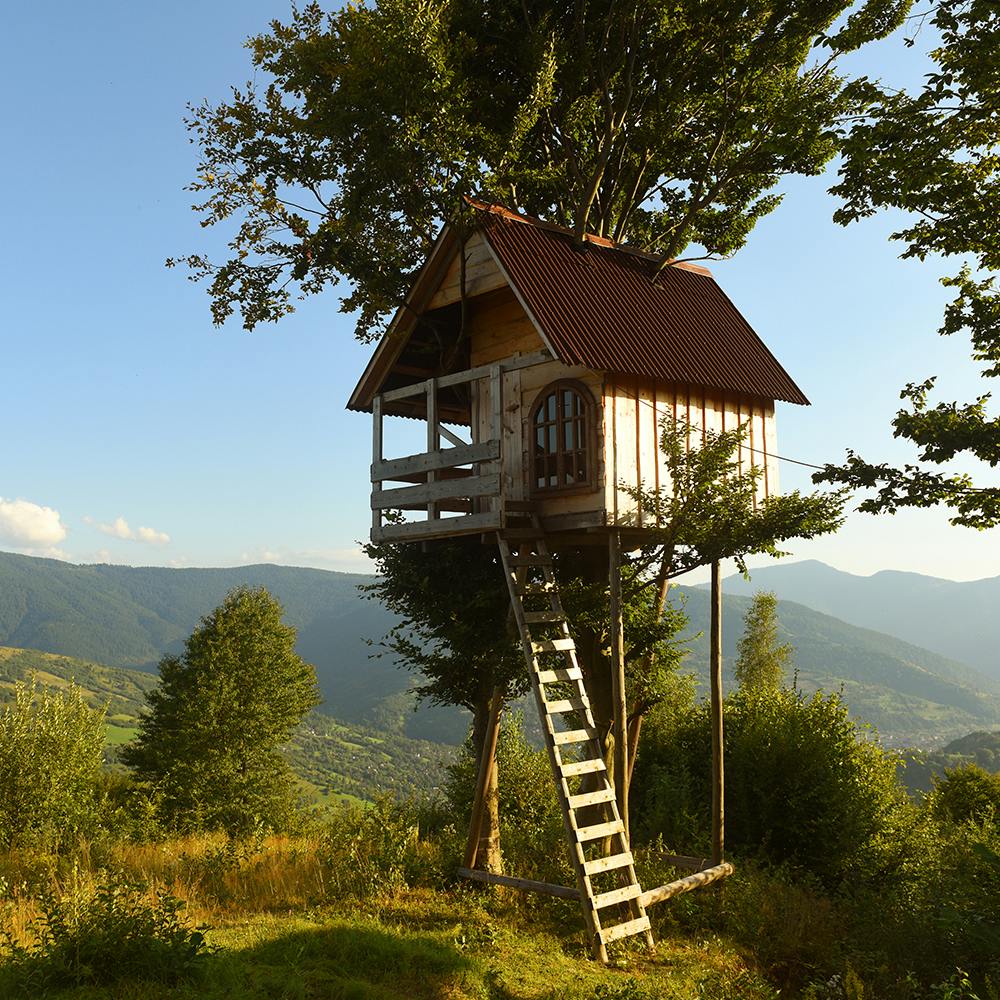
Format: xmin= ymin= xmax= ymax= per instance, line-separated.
xmin=372 ymin=394 xmax=383 ymax=537
xmin=489 ymin=364 xmax=501 ymax=514
xmin=426 ymin=378 xmax=439 ymax=521
xmin=609 ymin=530 xmax=629 ymax=842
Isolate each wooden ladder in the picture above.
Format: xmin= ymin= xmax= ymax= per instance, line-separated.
xmin=497 ymin=516 xmax=655 ymax=962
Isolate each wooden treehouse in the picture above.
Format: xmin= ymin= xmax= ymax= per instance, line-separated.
xmin=347 ymin=202 xmax=808 ymax=962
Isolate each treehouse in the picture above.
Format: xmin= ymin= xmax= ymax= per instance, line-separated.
xmin=347 ymin=202 xmax=809 ymax=962
xmin=348 ymin=201 xmax=807 ymax=547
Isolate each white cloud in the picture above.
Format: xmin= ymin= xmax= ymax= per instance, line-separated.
xmin=0 ymin=498 xmax=68 ymax=554
xmin=137 ymin=526 xmax=170 ymax=546
xmin=89 ymin=515 xmax=170 ymax=546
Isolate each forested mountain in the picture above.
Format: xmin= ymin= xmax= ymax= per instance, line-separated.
xmin=2 ymin=550 xmax=998 ymax=746
xmin=899 ymin=730 xmax=1000 ymax=794
xmin=717 ymin=559 xmax=1000 ymax=681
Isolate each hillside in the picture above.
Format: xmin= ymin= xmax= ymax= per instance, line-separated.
xmin=674 ymin=587 xmax=1000 ymax=746
xmin=716 ymin=559 xmax=1000 ymax=682
xmin=2 ymin=551 xmax=998 ymax=746
xmin=0 ymin=646 xmax=455 ymax=803
xmin=899 ymin=729 xmax=1000 ymax=794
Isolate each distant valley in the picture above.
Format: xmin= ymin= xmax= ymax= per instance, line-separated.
xmin=1 ymin=550 xmax=998 ymax=749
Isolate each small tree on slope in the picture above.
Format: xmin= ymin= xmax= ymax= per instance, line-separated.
xmin=123 ymin=587 xmax=319 ymax=835
xmin=734 ymin=591 xmax=793 ymax=693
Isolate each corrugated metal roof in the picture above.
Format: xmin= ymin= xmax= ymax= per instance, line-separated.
xmin=478 ymin=208 xmax=808 ymax=406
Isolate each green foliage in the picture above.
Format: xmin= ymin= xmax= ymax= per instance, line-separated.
xmin=628 ymin=420 xmax=845 ymax=579
xmin=321 ymin=797 xmax=430 ymax=899
xmin=735 ymin=591 xmax=793 ymax=693
xmin=444 ymin=713 xmax=566 ymax=880
xmin=0 ymin=870 xmax=209 ymax=993
xmin=169 ymin=0 xmax=912 ymax=335
xmin=123 ymin=587 xmax=320 ymax=836
xmin=361 ymin=537 xmax=527 ymax=714
xmin=814 ymin=0 xmax=1000 ymax=528
xmin=634 ymin=686 xmax=906 ymax=887
xmin=0 ymin=680 xmax=105 ymax=851
xmin=930 ymin=764 xmax=1000 ymax=828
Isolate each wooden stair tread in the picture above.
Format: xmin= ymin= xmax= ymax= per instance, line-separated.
xmin=537 ymin=666 xmax=582 ymax=684
xmin=544 ymin=696 xmax=589 ymax=715
xmin=593 ymin=883 xmax=643 ymax=909
xmin=551 ymin=728 xmax=593 ymax=746
xmin=560 ymin=757 xmax=606 ymax=777
xmin=583 ymin=852 xmax=633 ymax=875
xmin=598 ymin=915 xmax=651 ymax=944
xmin=575 ymin=820 xmax=624 ymax=842
xmin=568 ymin=787 xmax=616 ymax=810
xmin=531 ymin=637 xmax=576 ymax=653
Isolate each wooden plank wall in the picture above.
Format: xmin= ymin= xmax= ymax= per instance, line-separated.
xmin=604 ymin=377 xmax=779 ymax=527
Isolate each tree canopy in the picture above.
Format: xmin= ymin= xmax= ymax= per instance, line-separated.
xmin=815 ymin=0 xmax=1000 ymax=528
xmin=734 ymin=590 xmax=793 ymax=692
xmin=123 ymin=587 xmax=319 ymax=835
xmin=169 ymin=0 xmax=913 ymax=336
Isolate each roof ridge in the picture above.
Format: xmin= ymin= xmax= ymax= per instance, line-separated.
xmin=464 ymin=197 xmax=711 ymax=275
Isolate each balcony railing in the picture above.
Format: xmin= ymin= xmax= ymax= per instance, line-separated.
xmin=370 ymin=351 xmax=549 ymax=542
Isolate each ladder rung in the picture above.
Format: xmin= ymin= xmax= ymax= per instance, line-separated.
xmin=575 ymin=820 xmax=624 ymax=842
xmin=537 ymin=666 xmax=582 ymax=684
xmin=598 ymin=915 xmax=650 ymax=944
xmin=593 ymin=883 xmax=643 ymax=910
xmin=552 ymin=728 xmax=593 ymax=746
xmin=545 ymin=696 xmax=588 ymax=715
xmin=523 ymin=610 xmax=563 ymax=624
xmin=561 ymin=758 xmax=606 ymax=778
xmin=583 ymin=852 xmax=633 ymax=876
xmin=532 ymin=637 xmax=575 ymax=653
xmin=568 ymin=788 xmax=616 ymax=810
xmin=508 ymin=554 xmax=549 ymax=567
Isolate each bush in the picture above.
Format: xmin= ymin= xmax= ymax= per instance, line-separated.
xmin=633 ymin=686 xmax=907 ymax=888
xmin=930 ymin=765 xmax=1000 ymax=829
xmin=0 ymin=869 xmax=209 ymax=993
xmin=444 ymin=713 xmax=567 ymax=882
xmin=0 ymin=681 xmax=105 ymax=851
xmin=321 ymin=797 xmax=429 ymax=899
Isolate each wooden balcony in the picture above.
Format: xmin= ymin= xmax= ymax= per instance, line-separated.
xmin=370 ymin=351 xmax=549 ymax=543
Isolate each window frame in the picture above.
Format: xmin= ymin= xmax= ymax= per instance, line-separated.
xmin=528 ymin=379 xmax=598 ymax=496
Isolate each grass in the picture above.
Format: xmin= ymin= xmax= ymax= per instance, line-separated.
xmin=0 ymin=835 xmax=778 ymax=1000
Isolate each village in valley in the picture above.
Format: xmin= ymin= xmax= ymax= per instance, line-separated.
xmin=2 ymin=1 xmax=1000 ymax=998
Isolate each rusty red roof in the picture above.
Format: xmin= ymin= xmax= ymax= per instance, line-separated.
xmin=477 ymin=207 xmax=808 ymax=405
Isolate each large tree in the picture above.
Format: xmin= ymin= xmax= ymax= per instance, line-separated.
xmin=815 ymin=0 xmax=1000 ymax=526
xmin=734 ymin=590 xmax=793 ymax=692
xmin=169 ymin=0 xmax=913 ymax=336
xmin=123 ymin=587 xmax=320 ymax=835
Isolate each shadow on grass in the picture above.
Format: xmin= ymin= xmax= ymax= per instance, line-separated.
xmin=211 ymin=919 xmax=477 ymax=1000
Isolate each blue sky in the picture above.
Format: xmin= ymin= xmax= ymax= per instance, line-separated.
xmin=3 ymin=2 xmax=998 ymax=582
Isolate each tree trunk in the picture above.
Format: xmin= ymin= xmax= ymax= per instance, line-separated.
xmin=469 ymin=687 xmax=503 ymax=873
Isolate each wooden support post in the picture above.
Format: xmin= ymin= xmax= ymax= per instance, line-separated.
xmin=464 ymin=686 xmax=504 ymax=870
xmin=609 ymin=530 xmax=629 ymax=842
xmin=372 ymin=394 xmax=383 ymax=537
xmin=710 ymin=560 xmax=724 ymax=866
xmin=426 ymin=379 xmax=439 ymax=521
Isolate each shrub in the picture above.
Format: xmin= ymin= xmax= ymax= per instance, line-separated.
xmin=321 ymin=797 xmax=427 ymax=899
xmin=633 ymin=686 xmax=907 ymax=887
xmin=444 ymin=712 xmax=567 ymax=881
xmin=0 ymin=681 xmax=105 ymax=852
xmin=930 ymin=765 xmax=1000 ymax=829
xmin=0 ymin=869 xmax=209 ymax=993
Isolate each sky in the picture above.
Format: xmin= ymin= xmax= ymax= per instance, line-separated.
xmin=3 ymin=2 xmax=998 ymax=583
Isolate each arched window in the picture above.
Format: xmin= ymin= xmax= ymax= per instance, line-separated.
xmin=530 ymin=381 xmax=596 ymax=493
